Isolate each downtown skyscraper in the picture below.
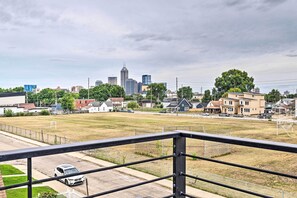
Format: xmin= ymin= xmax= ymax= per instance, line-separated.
xmin=121 ymin=66 xmax=129 ymax=89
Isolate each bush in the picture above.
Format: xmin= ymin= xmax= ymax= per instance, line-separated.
xmin=127 ymin=101 xmax=139 ymax=110
xmin=4 ymin=109 xmax=14 ymax=117
xmin=40 ymin=110 xmax=50 ymax=116
xmin=38 ymin=192 xmax=57 ymax=198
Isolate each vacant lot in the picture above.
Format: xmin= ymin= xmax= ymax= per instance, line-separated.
xmin=0 ymin=113 xmax=296 ymax=197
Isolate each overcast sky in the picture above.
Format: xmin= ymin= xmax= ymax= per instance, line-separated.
xmin=0 ymin=0 xmax=296 ymax=93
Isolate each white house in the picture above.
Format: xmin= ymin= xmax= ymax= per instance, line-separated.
xmin=99 ymin=101 xmax=113 ymax=112
xmin=88 ymin=101 xmax=113 ymax=113
xmin=0 ymin=92 xmax=26 ymax=106
xmin=0 ymin=106 xmax=24 ymax=115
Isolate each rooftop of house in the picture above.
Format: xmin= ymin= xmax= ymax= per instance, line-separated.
xmin=0 ymin=92 xmax=26 ymax=98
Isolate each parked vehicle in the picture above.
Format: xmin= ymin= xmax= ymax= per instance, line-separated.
xmin=201 ymin=113 xmax=209 ymax=116
xmin=159 ymin=109 xmax=167 ymax=113
xmin=233 ymin=114 xmax=244 ymax=118
xmin=54 ymin=164 xmax=85 ymax=186
xmin=127 ymin=109 xmax=134 ymax=113
xmin=258 ymin=113 xmax=272 ymax=119
xmin=219 ymin=113 xmax=230 ymax=117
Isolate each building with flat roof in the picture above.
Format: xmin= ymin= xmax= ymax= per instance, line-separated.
xmin=125 ymin=79 xmax=138 ymax=95
xmin=95 ymin=80 xmax=103 ymax=86
xmin=108 ymin=77 xmax=117 ymax=85
xmin=0 ymin=92 xmax=26 ymax=106
xmin=142 ymin=75 xmax=151 ymax=85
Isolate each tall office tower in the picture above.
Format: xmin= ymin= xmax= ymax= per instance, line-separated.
xmin=95 ymin=80 xmax=103 ymax=86
xmin=121 ymin=66 xmax=129 ymax=89
xmin=108 ymin=77 xmax=117 ymax=85
xmin=142 ymin=75 xmax=152 ymax=85
xmin=125 ymin=79 xmax=138 ymax=95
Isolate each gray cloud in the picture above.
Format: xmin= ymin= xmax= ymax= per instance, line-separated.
xmin=124 ymin=33 xmax=175 ymax=42
xmin=0 ymin=0 xmax=296 ymax=93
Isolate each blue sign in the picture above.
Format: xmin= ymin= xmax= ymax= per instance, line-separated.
xmin=24 ymin=85 xmax=37 ymax=92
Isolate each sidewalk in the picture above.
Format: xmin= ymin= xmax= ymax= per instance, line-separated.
xmin=0 ymin=130 xmax=224 ymax=198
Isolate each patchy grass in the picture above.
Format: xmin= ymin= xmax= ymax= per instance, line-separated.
xmin=0 ymin=165 xmax=24 ymax=176
xmin=1 ymin=113 xmax=297 ymax=197
xmin=6 ymin=186 xmax=57 ymax=198
xmin=3 ymin=176 xmax=36 ymax=187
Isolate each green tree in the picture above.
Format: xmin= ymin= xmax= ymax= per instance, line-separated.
xmin=265 ymin=89 xmax=282 ymax=103
xmin=202 ymin=90 xmax=211 ymax=103
xmin=177 ymin=86 xmax=193 ymax=100
xmin=79 ymin=89 xmax=90 ymax=99
xmin=127 ymin=101 xmax=139 ymax=110
xmin=38 ymin=88 xmax=56 ymax=106
xmin=61 ymin=93 xmax=75 ymax=111
xmin=214 ymin=69 xmax=255 ymax=98
xmin=146 ymin=83 xmax=167 ymax=102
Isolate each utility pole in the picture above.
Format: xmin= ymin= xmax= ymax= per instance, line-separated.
xmin=181 ymin=84 xmax=183 ymax=99
xmin=88 ymin=77 xmax=90 ymax=99
xmin=150 ymin=84 xmax=153 ymax=108
xmin=176 ymin=77 xmax=178 ymax=93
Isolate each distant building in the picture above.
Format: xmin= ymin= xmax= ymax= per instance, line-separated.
xmin=0 ymin=92 xmax=26 ymax=106
xmin=95 ymin=80 xmax=103 ymax=86
xmin=254 ymin=87 xmax=260 ymax=94
xmin=220 ymin=92 xmax=265 ymax=115
xmin=107 ymin=98 xmax=124 ymax=108
xmin=71 ymin=86 xmax=84 ymax=93
xmin=192 ymin=93 xmax=204 ymax=101
xmin=284 ymin=90 xmax=290 ymax=96
xmin=125 ymin=79 xmax=138 ymax=95
xmin=142 ymin=75 xmax=152 ymax=85
xmin=55 ymin=86 xmax=69 ymax=92
xmin=75 ymin=99 xmax=96 ymax=110
xmin=138 ymin=82 xmax=143 ymax=93
xmin=121 ymin=66 xmax=129 ymax=89
xmin=108 ymin=77 xmax=117 ymax=85
xmin=166 ymin=98 xmax=192 ymax=112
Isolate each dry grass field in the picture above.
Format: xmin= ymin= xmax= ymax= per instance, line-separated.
xmin=0 ymin=113 xmax=296 ymax=197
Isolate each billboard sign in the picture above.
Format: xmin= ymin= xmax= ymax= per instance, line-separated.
xmin=24 ymin=85 xmax=37 ymax=92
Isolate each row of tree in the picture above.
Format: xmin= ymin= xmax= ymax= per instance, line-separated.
xmin=1 ymin=69 xmax=293 ymax=110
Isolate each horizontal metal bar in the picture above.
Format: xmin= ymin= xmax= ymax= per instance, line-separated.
xmin=179 ymin=130 xmax=297 ymax=153
xmin=32 ymin=155 xmax=173 ymax=185
xmin=84 ymin=175 xmax=173 ymax=198
xmin=0 ymin=132 xmax=180 ymax=162
xmin=0 ymin=181 xmax=29 ymax=191
xmin=184 ymin=154 xmax=297 ymax=180
xmin=162 ymin=194 xmax=175 ymax=198
xmin=183 ymin=173 xmax=272 ymax=198
xmin=181 ymin=193 xmax=198 ymax=198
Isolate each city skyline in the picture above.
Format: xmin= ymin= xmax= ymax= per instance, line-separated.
xmin=0 ymin=1 xmax=297 ymax=93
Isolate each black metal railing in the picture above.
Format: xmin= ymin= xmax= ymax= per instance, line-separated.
xmin=0 ymin=130 xmax=297 ymax=198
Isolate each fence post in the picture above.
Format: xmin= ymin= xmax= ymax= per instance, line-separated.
xmin=173 ymin=136 xmax=186 ymax=197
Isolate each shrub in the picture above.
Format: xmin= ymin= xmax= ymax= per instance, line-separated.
xmin=38 ymin=192 xmax=57 ymax=198
xmin=40 ymin=110 xmax=50 ymax=116
xmin=4 ymin=109 xmax=14 ymax=117
xmin=127 ymin=101 xmax=139 ymax=110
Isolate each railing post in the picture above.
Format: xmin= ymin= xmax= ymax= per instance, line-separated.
xmin=173 ymin=136 xmax=186 ymax=197
xmin=27 ymin=158 xmax=32 ymax=198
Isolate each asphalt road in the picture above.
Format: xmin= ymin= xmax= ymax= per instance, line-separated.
xmin=0 ymin=133 xmax=172 ymax=198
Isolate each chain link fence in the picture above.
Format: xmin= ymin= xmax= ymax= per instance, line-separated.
xmin=0 ymin=124 xmax=69 ymax=145
xmin=134 ymin=126 xmax=231 ymax=158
